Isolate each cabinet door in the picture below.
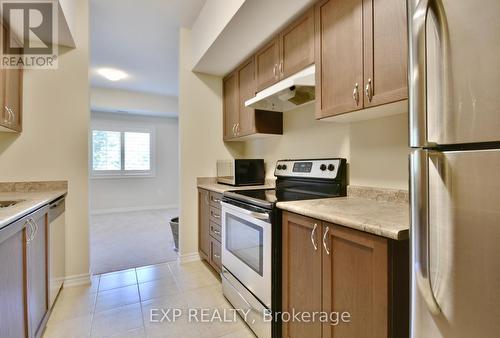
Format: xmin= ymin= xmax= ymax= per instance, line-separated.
xmin=198 ymin=189 xmax=211 ymax=260
xmin=209 ymin=237 xmax=222 ymax=274
xmin=322 ymin=224 xmax=388 ymax=338
xmin=4 ymin=67 xmax=23 ymax=132
xmin=237 ymin=58 xmax=256 ymax=136
xmin=315 ymin=0 xmax=364 ymax=119
xmin=223 ymin=72 xmax=238 ymax=140
xmin=363 ymin=0 xmax=407 ymax=107
xmin=282 ymin=212 xmax=322 ymax=338
xmin=280 ymin=8 xmax=315 ymax=79
xmin=0 ymin=230 xmax=28 ymax=338
xmin=27 ymin=212 xmax=49 ymax=338
xmin=255 ymin=38 xmax=280 ymax=92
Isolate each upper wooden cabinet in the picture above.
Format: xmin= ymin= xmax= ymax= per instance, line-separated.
xmin=363 ymin=0 xmax=408 ymax=107
xmin=0 ymin=23 xmax=23 ymax=133
xmin=223 ymin=58 xmax=283 ymax=141
xmin=255 ymin=38 xmax=281 ymax=92
xmin=281 ymin=8 xmax=315 ymax=80
xmin=256 ymin=9 xmax=315 ymax=92
xmin=282 ymin=211 xmax=409 ymax=338
xmin=315 ymin=0 xmax=408 ymax=119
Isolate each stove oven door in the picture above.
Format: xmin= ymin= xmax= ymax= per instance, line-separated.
xmin=221 ymin=201 xmax=272 ymax=307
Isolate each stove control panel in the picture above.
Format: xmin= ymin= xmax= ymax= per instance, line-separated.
xmin=274 ymin=159 xmax=344 ymax=180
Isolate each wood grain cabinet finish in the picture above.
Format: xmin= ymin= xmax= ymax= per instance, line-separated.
xmin=315 ymin=0 xmax=407 ymax=119
xmin=198 ymin=189 xmax=211 ymax=261
xmin=223 ymin=72 xmax=239 ymax=140
xmin=255 ymin=38 xmax=281 ymax=92
xmin=315 ymin=0 xmax=364 ymax=118
xmin=282 ymin=212 xmax=323 ymax=338
xmin=0 ymin=23 xmax=23 ymax=132
xmin=0 ymin=229 xmax=28 ymax=338
xmin=199 ymin=189 xmax=223 ymax=275
xmin=280 ymin=8 xmax=315 ymax=80
xmin=322 ymin=224 xmax=388 ymax=338
xmin=27 ymin=209 xmax=49 ymax=338
xmin=362 ymin=0 xmax=408 ymax=107
xmin=255 ymin=9 xmax=315 ymax=93
xmin=282 ymin=211 xmax=409 ymax=338
xmin=223 ymin=58 xmax=283 ymax=141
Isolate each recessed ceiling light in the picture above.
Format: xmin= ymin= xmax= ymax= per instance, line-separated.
xmin=97 ymin=68 xmax=128 ymax=81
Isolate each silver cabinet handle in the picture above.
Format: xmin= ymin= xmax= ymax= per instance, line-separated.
xmin=322 ymin=225 xmax=330 ymax=255
xmin=30 ymin=218 xmax=38 ymax=240
xmin=352 ymin=83 xmax=359 ymax=105
xmin=279 ymin=60 xmax=284 ymax=76
xmin=4 ymin=106 xmax=13 ymax=124
xmin=213 ymin=253 xmax=220 ymax=259
xmin=211 ymin=197 xmax=221 ymax=203
xmin=232 ymin=124 xmax=237 ymax=136
xmin=25 ymin=220 xmax=33 ymax=243
xmin=365 ymin=78 xmax=373 ymax=102
xmin=211 ymin=211 xmax=220 ymax=219
xmin=310 ymin=223 xmax=318 ymax=251
xmin=212 ymin=228 xmax=221 ymax=235
xmin=409 ymin=0 xmax=432 ymax=148
xmin=410 ymin=149 xmax=441 ymax=315
xmin=273 ymin=64 xmax=277 ymax=78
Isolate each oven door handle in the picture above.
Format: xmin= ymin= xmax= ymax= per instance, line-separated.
xmin=221 ymin=202 xmax=270 ymax=221
xmin=222 ymin=270 xmax=261 ymax=313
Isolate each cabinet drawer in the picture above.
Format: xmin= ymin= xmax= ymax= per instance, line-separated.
xmin=209 ymin=192 xmax=222 ymax=209
xmin=210 ymin=238 xmax=222 ymax=273
xmin=209 ymin=206 xmax=221 ymax=225
xmin=209 ymin=221 xmax=221 ymax=242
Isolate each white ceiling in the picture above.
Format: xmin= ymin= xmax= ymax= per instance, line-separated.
xmin=90 ymin=0 xmax=206 ymax=96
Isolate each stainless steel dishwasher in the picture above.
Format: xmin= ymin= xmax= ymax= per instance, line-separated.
xmin=48 ymin=196 xmax=66 ymax=309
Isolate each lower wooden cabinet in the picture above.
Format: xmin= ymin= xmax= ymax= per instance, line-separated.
xmin=198 ymin=189 xmax=223 ymax=274
xmin=0 ymin=229 xmax=28 ymax=338
xmin=198 ymin=189 xmax=211 ymax=260
xmin=0 ymin=205 xmax=49 ymax=338
xmin=27 ymin=210 xmax=49 ymax=338
xmin=282 ymin=211 xmax=408 ymax=338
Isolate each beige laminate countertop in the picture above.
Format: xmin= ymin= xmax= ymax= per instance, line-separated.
xmin=277 ymin=196 xmax=409 ymax=240
xmin=0 ymin=190 xmax=67 ymax=230
xmin=197 ymin=178 xmax=275 ymax=194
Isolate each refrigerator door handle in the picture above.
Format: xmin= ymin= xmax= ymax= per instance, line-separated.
xmin=410 ymin=149 xmax=441 ymax=315
xmin=408 ymin=0 xmax=432 ymax=148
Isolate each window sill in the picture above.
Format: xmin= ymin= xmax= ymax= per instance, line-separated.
xmin=91 ymin=173 xmax=156 ymax=180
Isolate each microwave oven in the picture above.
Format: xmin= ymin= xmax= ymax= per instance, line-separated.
xmin=216 ymin=159 xmax=265 ymax=186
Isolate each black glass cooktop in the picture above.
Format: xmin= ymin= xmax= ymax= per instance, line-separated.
xmin=229 ymin=189 xmax=331 ymax=205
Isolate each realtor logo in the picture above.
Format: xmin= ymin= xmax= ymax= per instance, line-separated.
xmin=1 ymin=0 xmax=58 ymax=69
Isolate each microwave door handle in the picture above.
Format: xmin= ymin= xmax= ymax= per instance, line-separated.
xmin=411 ymin=149 xmax=441 ymax=315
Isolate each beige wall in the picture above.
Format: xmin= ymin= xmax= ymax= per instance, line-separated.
xmin=0 ymin=0 xmax=90 ymax=278
xmin=90 ymin=113 xmax=179 ymax=213
xmin=178 ymin=28 xmax=244 ymax=256
xmin=244 ymin=104 xmax=409 ymax=190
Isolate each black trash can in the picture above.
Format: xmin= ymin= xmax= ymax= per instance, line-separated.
xmin=169 ymin=217 xmax=179 ymax=252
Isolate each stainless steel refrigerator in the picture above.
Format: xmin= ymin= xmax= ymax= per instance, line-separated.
xmin=408 ymin=0 xmax=500 ymax=337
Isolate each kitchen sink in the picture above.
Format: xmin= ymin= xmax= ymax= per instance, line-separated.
xmin=0 ymin=200 xmax=24 ymax=208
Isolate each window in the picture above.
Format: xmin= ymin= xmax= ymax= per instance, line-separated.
xmin=91 ymin=128 xmax=154 ymax=177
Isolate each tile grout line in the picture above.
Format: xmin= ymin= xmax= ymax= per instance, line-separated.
xmin=135 ymin=268 xmax=148 ymax=336
xmin=89 ymin=274 xmax=100 ymax=338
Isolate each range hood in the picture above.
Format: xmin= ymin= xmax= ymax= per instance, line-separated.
xmin=245 ymin=65 xmax=315 ymax=112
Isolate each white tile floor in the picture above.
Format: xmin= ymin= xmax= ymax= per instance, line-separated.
xmin=43 ymin=260 xmax=255 ymax=338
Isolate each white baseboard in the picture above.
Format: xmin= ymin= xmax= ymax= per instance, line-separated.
xmin=178 ymin=252 xmax=201 ymax=263
xmin=64 ymin=273 xmax=92 ymax=287
xmin=91 ymin=204 xmax=179 ymax=215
